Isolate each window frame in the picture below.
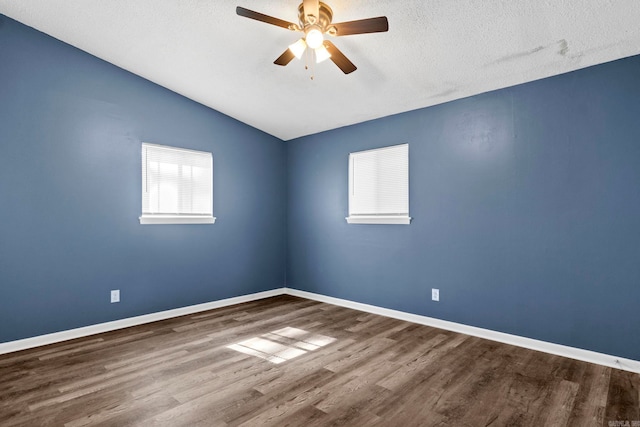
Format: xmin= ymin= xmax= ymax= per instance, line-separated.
xmin=139 ymin=142 xmax=216 ymax=225
xmin=346 ymin=143 xmax=411 ymax=225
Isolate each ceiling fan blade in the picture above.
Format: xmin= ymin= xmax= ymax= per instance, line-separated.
xmin=324 ymin=41 xmax=356 ymax=74
xmin=274 ymin=49 xmax=296 ymax=66
xmin=236 ymin=6 xmax=297 ymax=30
xmin=331 ymin=16 xmax=389 ymax=36
xmin=302 ymin=0 xmax=320 ymax=24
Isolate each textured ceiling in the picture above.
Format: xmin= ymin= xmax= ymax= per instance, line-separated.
xmin=1 ymin=0 xmax=640 ymax=141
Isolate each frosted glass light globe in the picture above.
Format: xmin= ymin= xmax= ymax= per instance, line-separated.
xmin=305 ymin=28 xmax=324 ymax=49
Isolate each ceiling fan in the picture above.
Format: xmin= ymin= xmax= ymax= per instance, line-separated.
xmin=236 ymin=0 xmax=389 ymax=74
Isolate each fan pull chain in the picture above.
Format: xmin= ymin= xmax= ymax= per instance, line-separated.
xmin=304 ymin=45 xmax=309 ymax=71
xmin=302 ymin=45 xmax=315 ymax=81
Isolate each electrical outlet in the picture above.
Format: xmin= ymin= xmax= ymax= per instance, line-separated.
xmin=110 ymin=289 xmax=120 ymax=303
xmin=431 ymin=288 xmax=439 ymax=302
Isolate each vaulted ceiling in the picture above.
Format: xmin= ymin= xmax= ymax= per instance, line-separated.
xmin=2 ymin=0 xmax=640 ymax=140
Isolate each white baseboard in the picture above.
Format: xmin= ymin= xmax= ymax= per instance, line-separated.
xmin=3 ymin=286 xmax=638 ymax=374
xmin=285 ymin=288 xmax=640 ymax=374
xmin=0 ymin=288 xmax=286 ymax=356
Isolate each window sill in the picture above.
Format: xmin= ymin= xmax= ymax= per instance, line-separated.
xmin=139 ymin=215 xmax=216 ymax=225
xmin=345 ymin=216 xmax=411 ymax=225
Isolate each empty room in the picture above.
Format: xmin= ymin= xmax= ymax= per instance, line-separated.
xmin=1 ymin=1 xmax=639 ymax=426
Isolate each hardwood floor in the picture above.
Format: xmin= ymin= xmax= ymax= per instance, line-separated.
xmin=1 ymin=295 xmax=638 ymax=426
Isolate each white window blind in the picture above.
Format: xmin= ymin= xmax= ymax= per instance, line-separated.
xmin=140 ymin=143 xmax=215 ymax=225
xmin=346 ymin=143 xmax=411 ymax=225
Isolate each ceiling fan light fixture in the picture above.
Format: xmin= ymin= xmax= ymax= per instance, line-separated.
xmin=288 ymin=38 xmax=307 ymax=59
xmin=237 ymin=3 xmax=389 ymax=74
xmin=315 ymin=45 xmax=331 ymax=63
xmin=305 ymin=27 xmax=324 ymax=49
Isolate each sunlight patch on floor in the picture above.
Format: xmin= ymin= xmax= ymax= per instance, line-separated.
xmin=227 ymin=327 xmax=336 ymax=364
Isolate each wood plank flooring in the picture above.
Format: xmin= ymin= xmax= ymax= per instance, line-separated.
xmin=1 ymin=295 xmax=638 ymax=426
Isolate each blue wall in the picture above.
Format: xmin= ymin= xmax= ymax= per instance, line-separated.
xmin=287 ymin=55 xmax=640 ymax=360
xmin=0 ymin=15 xmax=286 ymax=343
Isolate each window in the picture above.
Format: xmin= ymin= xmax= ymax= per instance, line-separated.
xmin=140 ymin=143 xmax=215 ymax=225
xmin=346 ymin=143 xmax=411 ymax=225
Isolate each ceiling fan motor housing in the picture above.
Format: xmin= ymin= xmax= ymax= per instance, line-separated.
xmin=298 ymin=2 xmax=334 ymax=32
